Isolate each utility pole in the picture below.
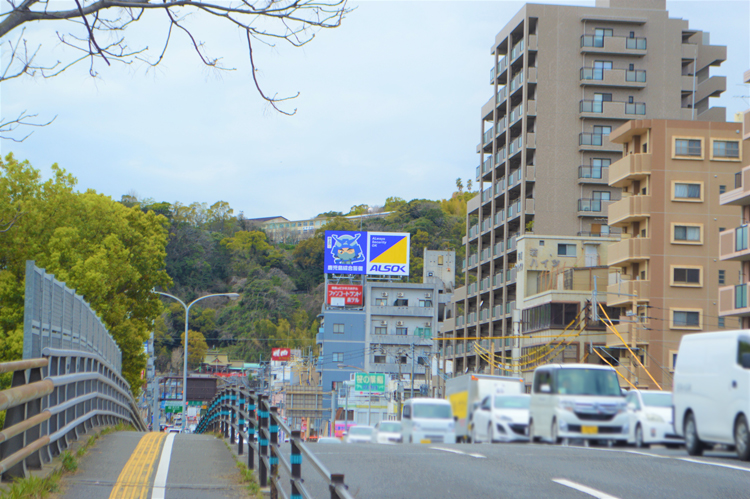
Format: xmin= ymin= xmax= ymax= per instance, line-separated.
xmin=410 ymin=343 xmax=416 ymax=399
xmin=397 ymin=352 xmax=403 ymax=420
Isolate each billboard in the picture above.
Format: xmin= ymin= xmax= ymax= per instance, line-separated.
xmin=272 ymin=347 xmax=292 ymax=361
xmin=324 ymin=231 xmax=367 ymax=274
xmin=324 ymin=231 xmax=410 ymax=276
xmin=326 ymin=284 xmax=363 ymax=306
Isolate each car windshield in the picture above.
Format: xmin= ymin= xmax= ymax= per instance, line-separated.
xmin=494 ymin=395 xmax=530 ymax=409
xmin=413 ymin=403 xmax=452 ymax=419
xmin=379 ymin=422 xmax=401 ymax=432
xmin=556 ymin=368 xmax=621 ymax=396
xmin=349 ymin=427 xmax=373 ymax=435
xmin=641 ymin=392 xmax=672 ymax=407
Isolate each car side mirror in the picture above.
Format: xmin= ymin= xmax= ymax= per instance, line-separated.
xmin=540 ymin=384 xmax=551 ymax=393
xmin=742 ymin=352 xmax=750 ymax=369
xmin=453 ymin=416 xmax=458 ymax=422
xmin=482 ymin=405 xmax=490 ymax=411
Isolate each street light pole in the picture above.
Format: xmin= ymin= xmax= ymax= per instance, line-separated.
xmin=153 ymin=291 xmax=239 ymax=432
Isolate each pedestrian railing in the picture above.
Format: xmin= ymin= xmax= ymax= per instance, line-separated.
xmin=0 ymin=349 xmax=147 ymax=481
xmin=196 ymin=385 xmax=354 ymax=499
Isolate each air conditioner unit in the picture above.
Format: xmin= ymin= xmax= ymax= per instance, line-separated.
xmin=381 ymin=292 xmax=389 ymax=297
xmin=397 ymin=292 xmax=405 ymax=298
xmin=425 ymin=322 xmax=432 ymax=327
xmin=397 ymin=321 xmax=405 ymax=326
xmin=380 ymin=321 xmax=388 ymax=326
xmin=425 ymin=293 xmax=432 ymax=298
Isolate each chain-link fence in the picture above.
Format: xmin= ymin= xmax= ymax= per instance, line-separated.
xmin=22 ymin=261 xmax=122 ymax=373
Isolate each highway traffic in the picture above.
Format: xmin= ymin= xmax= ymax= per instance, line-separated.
xmin=280 ymin=440 xmax=750 ymax=499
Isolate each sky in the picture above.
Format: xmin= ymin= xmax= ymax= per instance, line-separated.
xmin=2 ymin=0 xmax=749 ymax=221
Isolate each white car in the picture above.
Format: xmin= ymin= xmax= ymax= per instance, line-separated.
xmin=401 ymin=398 xmax=456 ymax=444
xmin=343 ymin=425 xmax=374 ymax=443
xmin=471 ymin=394 xmax=530 ymax=443
xmin=625 ymin=390 xmax=683 ymax=448
xmin=371 ymin=421 xmax=402 ymax=444
xmin=529 ymin=364 xmax=628 ymax=445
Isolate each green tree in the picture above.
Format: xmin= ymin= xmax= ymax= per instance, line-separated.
xmin=0 ymin=154 xmax=171 ymax=394
xmin=181 ymin=330 xmax=209 ymax=370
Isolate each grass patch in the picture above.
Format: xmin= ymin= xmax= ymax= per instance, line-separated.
xmin=0 ymin=422 xmax=135 ymax=499
xmin=221 ymin=440 xmax=262 ymax=498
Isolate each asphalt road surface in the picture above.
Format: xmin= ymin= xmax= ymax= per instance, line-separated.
xmin=272 ymin=441 xmax=750 ymax=499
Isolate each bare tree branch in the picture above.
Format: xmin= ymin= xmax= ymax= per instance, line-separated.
xmin=0 ymin=110 xmax=56 ymax=142
xmin=0 ymin=210 xmax=25 ymax=233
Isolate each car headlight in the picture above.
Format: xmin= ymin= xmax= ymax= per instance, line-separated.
xmin=559 ymin=400 xmax=575 ymax=412
xmin=645 ymin=412 xmax=665 ymax=423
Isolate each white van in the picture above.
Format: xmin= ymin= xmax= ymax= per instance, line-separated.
xmin=529 ymin=364 xmax=628 ymax=444
xmin=673 ymin=330 xmax=750 ymax=460
xmin=401 ymin=398 xmax=456 ymax=444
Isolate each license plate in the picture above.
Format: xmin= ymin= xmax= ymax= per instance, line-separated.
xmin=420 ymin=439 xmax=432 ymax=444
xmin=581 ymin=426 xmax=598 ymax=435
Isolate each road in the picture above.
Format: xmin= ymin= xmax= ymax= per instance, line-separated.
xmin=274 ymin=441 xmax=750 ymax=499
xmin=57 ymin=432 xmax=247 ymax=499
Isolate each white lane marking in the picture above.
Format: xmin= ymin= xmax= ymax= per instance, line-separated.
xmin=152 ymin=433 xmax=176 ymax=499
xmin=677 ymin=457 xmax=750 ymax=473
xmin=552 ymin=479 xmax=621 ymax=499
xmin=430 ymin=447 xmax=486 ymax=459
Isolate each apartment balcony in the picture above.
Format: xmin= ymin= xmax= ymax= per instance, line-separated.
xmin=468 ymin=223 xmax=479 ymax=241
xmin=577 ymin=165 xmax=609 ymax=185
xmin=697 ymin=106 xmax=726 ymax=123
xmin=608 ymin=237 xmax=651 ymax=266
xmin=527 ymin=99 xmax=537 ymax=116
xmin=580 ymin=68 xmax=646 ymax=88
xmin=608 ymin=153 xmax=652 ymax=188
xmin=681 ymin=75 xmax=694 ymax=93
xmin=608 ymin=195 xmax=651 ymax=226
xmin=509 ymin=103 xmax=524 ymax=125
xmin=577 ymin=198 xmax=614 ymax=217
xmin=579 ymin=100 xmax=646 ymax=120
xmin=496 ymin=86 xmax=508 ymax=108
xmin=468 ymin=194 xmax=480 ymax=214
xmin=695 ymin=75 xmax=727 ymax=104
xmin=580 ymin=35 xmax=647 ymax=56
xmin=526 ymin=132 xmax=536 ymax=149
xmin=719 ymin=226 xmax=750 ymax=262
xmin=528 ymin=34 xmax=537 ymax=51
xmin=719 ymin=284 xmax=750 ymax=318
xmin=579 ymin=132 xmax=621 ymax=152
xmin=723 ymin=167 xmax=750 ymax=207
xmin=453 ymin=286 xmax=466 ymax=302
xmin=510 ymin=39 xmax=525 ymax=62
xmin=481 ymin=95 xmax=495 ymax=121
xmin=606 ymin=279 xmax=650 ymax=307
xmin=509 ymin=71 xmax=524 ymax=95
xmin=527 ymin=67 xmax=538 ymax=85
xmin=697 ymin=44 xmax=727 ymax=73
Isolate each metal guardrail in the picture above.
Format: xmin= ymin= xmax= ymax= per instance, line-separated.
xmin=195 ymin=385 xmax=354 ymax=499
xmin=0 ymin=349 xmax=146 ymax=481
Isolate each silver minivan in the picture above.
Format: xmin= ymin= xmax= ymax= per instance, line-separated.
xmin=529 ymin=364 xmax=628 ymax=445
xmin=401 ymin=398 xmax=456 ymax=444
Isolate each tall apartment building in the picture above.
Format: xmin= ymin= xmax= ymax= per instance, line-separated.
xmin=440 ymin=0 xmax=728 ymax=381
xmin=718 ymin=70 xmax=750 ymax=329
xmin=606 ymin=119 xmax=746 ymax=388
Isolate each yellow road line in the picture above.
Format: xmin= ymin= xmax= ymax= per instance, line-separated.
xmin=109 ymin=432 xmax=166 ymax=499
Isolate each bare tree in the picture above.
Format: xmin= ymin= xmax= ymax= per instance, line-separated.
xmin=0 ymin=0 xmax=351 ymax=137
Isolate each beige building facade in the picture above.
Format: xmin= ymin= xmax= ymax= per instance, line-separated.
xmin=441 ymin=0 xmax=728 ymax=382
xmin=718 ymin=70 xmax=750 ymax=329
xmin=606 ymin=119 xmax=747 ymax=389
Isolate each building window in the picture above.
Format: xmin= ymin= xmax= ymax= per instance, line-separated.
xmin=719 ymin=317 xmax=725 ymax=328
xmin=333 ymin=352 xmax=344 ymax=362
xmin=374 ymin=327 xmax=387 ymax=335
xmin=719 ymin=269 xmax=726 ymax=285
xmin=736 ymin=284 xmax=748 ymax=310
xmin=333 ymin=324 xmax=345 ymax=334
xmin=594 ymin=125 xmax=612 ymax=135
xmin=419 ymin=300 xmax=433 ymax=307
xmin=438 ymin=256 xmax=444 ymax=265
xmin=674 ymin=225 xmax=701 ymax=243
xmin=593 ymin=191 xmax=611 ymax=201
xmin=394 ymin=298 xmax=408 ymax=306
xmin=675 ymin=139 xmax=701 ymax=157
xmin=395 ymin=327 xmax=408 ymax=335
xmin=713 ymin=140 xmax=740 ymax=159
xmin=374 ymin=355 xmax=386 ymax=364
xmin=558 ymin=244 xmax=576 ymax=257
xmin=672 ymin=310 xmax=700 ymax=328
xmin=375 ymin=298 xmax=387 ymax=306
xmin=674 ymin=183 xmax=701 ymax=200
xmin=737 ymin=226 xmax=749 ymax=252
xmin=673 ymin=267 xmax=701 ymax=285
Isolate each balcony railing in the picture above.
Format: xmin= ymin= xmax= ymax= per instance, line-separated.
xmin=626 ymin=37 xmax=647 ymax=50
xmin=510 ymin=103 xmax=524 ymax=123
xmin=625 ymin=102 xmax=646 ymax=115
xmin=579 ymin=165 xmax=604 ymax=179
xmin=580 ymin=67 xmax=646 ymax=83
xmin=580 ymin=100 xmax=646 ymax=115
xmin=509 ymin=135 xmax=523 ymax=155
xmin=580 ymin=133 xmax=604 ymax=146
xmin=482 ymin=156 xmax=493 ymax=175
xmin=496 ymin=86 xmax=507 ymax=104
xmin=511 ymin=39 xmax=524 ymax=60
xmin=509 ymin=71 xmax=524 ymax=92
xmin=625 ymin=70 xmax=647 ymax=82
xmin=581 ymin=35 xmax=647 ymax=50
xmin=495 ymin=210 xmax=504 ymax=225
xmin=483 ymin=127 xmax=494 ymax=144
xmin=578 ymin=199 xmax=603 ymax=212
xmin=469 ymin=224 xmax=479 ymax=238
xmin=496 ymin=147 xmax=506 ymax=163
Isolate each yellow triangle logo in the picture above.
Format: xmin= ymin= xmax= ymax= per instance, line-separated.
xmin=370 ymin=237 xmax=408 ymax=264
